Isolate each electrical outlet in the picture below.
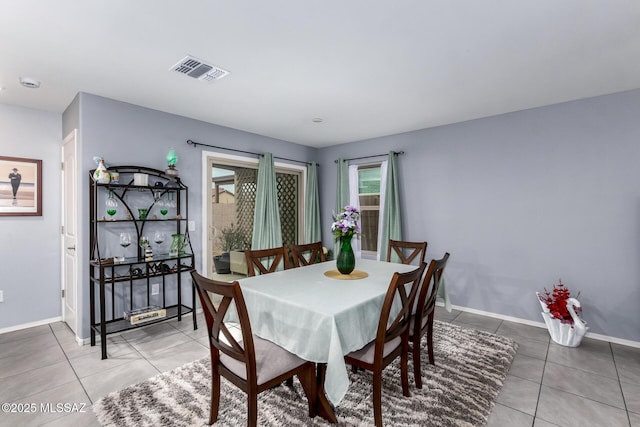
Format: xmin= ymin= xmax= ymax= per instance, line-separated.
xmin=0 ymin=290 xmax=3 ymax=302
xmin=188 ymin=220 xmax=195 ymax=231
xmin=151 ymin=283 xmax=160 ymax=295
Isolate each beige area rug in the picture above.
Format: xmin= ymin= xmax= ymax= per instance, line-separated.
xmin=93 ymin=321 xmax=517 ymax=426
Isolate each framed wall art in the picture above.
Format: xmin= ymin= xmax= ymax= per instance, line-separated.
xmin=0 ymin=156 xmax=42 ymax=216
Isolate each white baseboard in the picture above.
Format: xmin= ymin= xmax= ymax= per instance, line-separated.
xmin=447 ymin=303 xmax=640 ymax=349
xmin=0 ymin=316 xmax=62 ymax=335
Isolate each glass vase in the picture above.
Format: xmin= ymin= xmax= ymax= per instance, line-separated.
xmin=336 ymin=235 xmax=355 ymax=274
xmin=170 ymin=233 xmax=186 ymax=257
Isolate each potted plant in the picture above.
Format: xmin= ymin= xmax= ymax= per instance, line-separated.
xmin=213 ymin=224 xmax=246 ymax=274
xmin=536 ymin=279 xmax=588 ymax=347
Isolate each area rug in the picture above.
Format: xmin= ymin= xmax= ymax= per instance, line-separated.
xmin=93 ymin=321 xmax=517 ymax=426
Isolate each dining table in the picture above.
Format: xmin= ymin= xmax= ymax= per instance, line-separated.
xmin=235 ymin=258 xmax=426 ymax=422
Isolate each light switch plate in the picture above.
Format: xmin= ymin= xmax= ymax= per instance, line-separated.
xmin=188 ymin=221 xmax=195 ymax=231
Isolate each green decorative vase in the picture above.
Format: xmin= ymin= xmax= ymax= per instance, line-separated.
xmin=170 ymin=233 xmax=186 ymax=257
xmin=336 ymin=235 xmax=355 ymax=275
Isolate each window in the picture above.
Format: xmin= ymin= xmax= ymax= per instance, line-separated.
xmin=358 ymin=164 xmax=381 ymax=255
xmin=204 ymin=152 xmax=305 ymax=276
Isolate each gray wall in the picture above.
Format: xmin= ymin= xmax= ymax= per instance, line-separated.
xmin=0 ymin=104 xmax=62 ymax=329
xmin=318 ymin=89 xmax=640 ymax=343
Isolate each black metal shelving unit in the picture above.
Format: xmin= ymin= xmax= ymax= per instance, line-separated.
xmin=89 ymin=166 xmax=196 ymax=359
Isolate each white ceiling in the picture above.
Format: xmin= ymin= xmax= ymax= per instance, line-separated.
xmin=1 ymin=1 xmax=640 ymax=148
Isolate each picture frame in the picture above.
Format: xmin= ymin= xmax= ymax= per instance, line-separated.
xmin=0 ymin=156 xmax=43 ymax=216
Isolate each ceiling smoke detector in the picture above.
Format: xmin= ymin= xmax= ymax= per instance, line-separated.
xmin=170 ymin=55 xmax=230 ymax=82
xmin=19 ymin=77 xmax=41 ymax=89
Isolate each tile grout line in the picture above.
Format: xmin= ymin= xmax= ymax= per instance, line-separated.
xmin=609 ymin=341 xmax=633 ymax=426
xmin=48 ymin=323 xmax=95 ymax=405
xmin=531 ymin=333 xmax=551 ymax=426
xmin=534 ymin=340 xmax=631 ymax=423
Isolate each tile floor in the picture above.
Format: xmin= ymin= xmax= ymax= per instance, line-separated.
xmin=0 ymin=307 xmax=638 ymax=426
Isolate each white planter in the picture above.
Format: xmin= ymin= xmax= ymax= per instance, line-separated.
xmin=536 ymin=292 xmax=588 ymax=347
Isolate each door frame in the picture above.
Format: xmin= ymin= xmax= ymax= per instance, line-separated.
xmin=200 ymin=150 xmax=307 ymax=277
xmin=61 ymin=129 xmax=80 ymax=340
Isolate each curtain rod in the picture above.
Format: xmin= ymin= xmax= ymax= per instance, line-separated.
xmin=186 ymin=139 xmax=317 ymax=166
xmin=334 ymin=151 xmax=405 ymax=163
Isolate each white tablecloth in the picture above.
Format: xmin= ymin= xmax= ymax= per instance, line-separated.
xmin=236 ymin=258 xmax=417 ymax=406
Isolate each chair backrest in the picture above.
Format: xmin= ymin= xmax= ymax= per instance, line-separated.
xmin=245 ymin=246 xmax=291 ymax=276
xmin=191 ymin=271 xmax=258 ymax=382
xmin=414 ymin=253 xmax=450 ymax=324
xmin=374 ymin=262 xmax=426 ymax=356
xmin=387 ymin=240 xmax=427 ymax=265
xmin=290 ymin=241 xmax=326 ymax=267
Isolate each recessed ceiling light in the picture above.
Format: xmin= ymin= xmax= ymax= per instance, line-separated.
xmin=312 ymin=118 xmax=324 ymax=123
xmin=19 ymin=77 xmax=41 ymax=89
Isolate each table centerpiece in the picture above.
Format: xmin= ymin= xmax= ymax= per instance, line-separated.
xmin=332 ymin=205 xmax=361 ymax=274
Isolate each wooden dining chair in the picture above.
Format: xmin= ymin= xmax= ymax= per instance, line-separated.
xmin=244 ymin=246 xmax=291 ymax=276
xmin=387 ymin=239 xmax=427 ymax=265
xmin=409 ymin=252 xmax=450 ymax=388
xmin=289 ymin=241 xmax=326 ymax=267
xmin=191 ymin=271 xmax=318 ymax=426
xmin=344 ymin=262 xmax=426 ymax=427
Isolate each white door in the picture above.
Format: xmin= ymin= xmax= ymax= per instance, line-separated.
xmin=62 ymin=130 xmax=78 ymax=335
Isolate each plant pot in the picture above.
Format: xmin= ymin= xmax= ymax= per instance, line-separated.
xmin=213 ymin=253 xmax=231 ymax=274
xmin=536 ymin=292 xmax=588 ymax=347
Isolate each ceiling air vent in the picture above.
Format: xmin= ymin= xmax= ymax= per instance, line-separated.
xmin=170 ymin=55 xmax=230 ymax=82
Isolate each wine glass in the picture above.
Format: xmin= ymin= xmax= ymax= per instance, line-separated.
xmin=118 ymin=232 xmax=131 ymax=262
xmin=106 ymin=191 xmax=118 ymax=220
xmin=139 ymin=235 xmax=149 ymax=250
xmin=156 ymin=197 xmax=168 ymax=218
xmin=154 ymin=231 xmax=165 ymax=252
xmin=167 ymin=191 xmax=177 ymax=208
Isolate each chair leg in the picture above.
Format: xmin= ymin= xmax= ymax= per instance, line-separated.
xmin=427 ymin=312 xmax=435 ymax=365
xmin=412 ymin=335 xmax=423 ymax=389
xmin=247 ymin=391 xmax=258 ymax=427
xmin=372 ymin=370 xmax=383 ymax=427
xmin=401 ymin=347 xmax=410 ymax=397
xmin=210 ymin=373 xmax=221 ymax=425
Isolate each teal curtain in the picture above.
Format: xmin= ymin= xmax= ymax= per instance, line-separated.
xmin=335 ymin=158 xmax=350 ymax=212
xmin=251 ymin=153 xmax=283 ymax=250
xmin=304 ymin=162 xmax=321 ymax=243
xmin=334 ymin=158 xmax=350 ymax=253
xmin=379 ymin=151 xmax=402 ymax=262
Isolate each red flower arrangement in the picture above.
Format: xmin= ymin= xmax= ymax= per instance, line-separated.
xmin=538 ymin=279 xmax=581 ymax=324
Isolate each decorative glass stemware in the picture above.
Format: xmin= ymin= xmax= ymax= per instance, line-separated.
xmin=106 ymin=191 xmax=118 ymax=220
xmin=154 ymin=231 xmax=165 ymax=253
xmin=156 ymin=197 xmax=168 ymax=218
xmin=139 ymin=235 xmax=149 ymax=250
xmin=118 ymin=232 xmax=131 ymax=262
xmin=167 ymin=192 xmax=177 ymax=208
